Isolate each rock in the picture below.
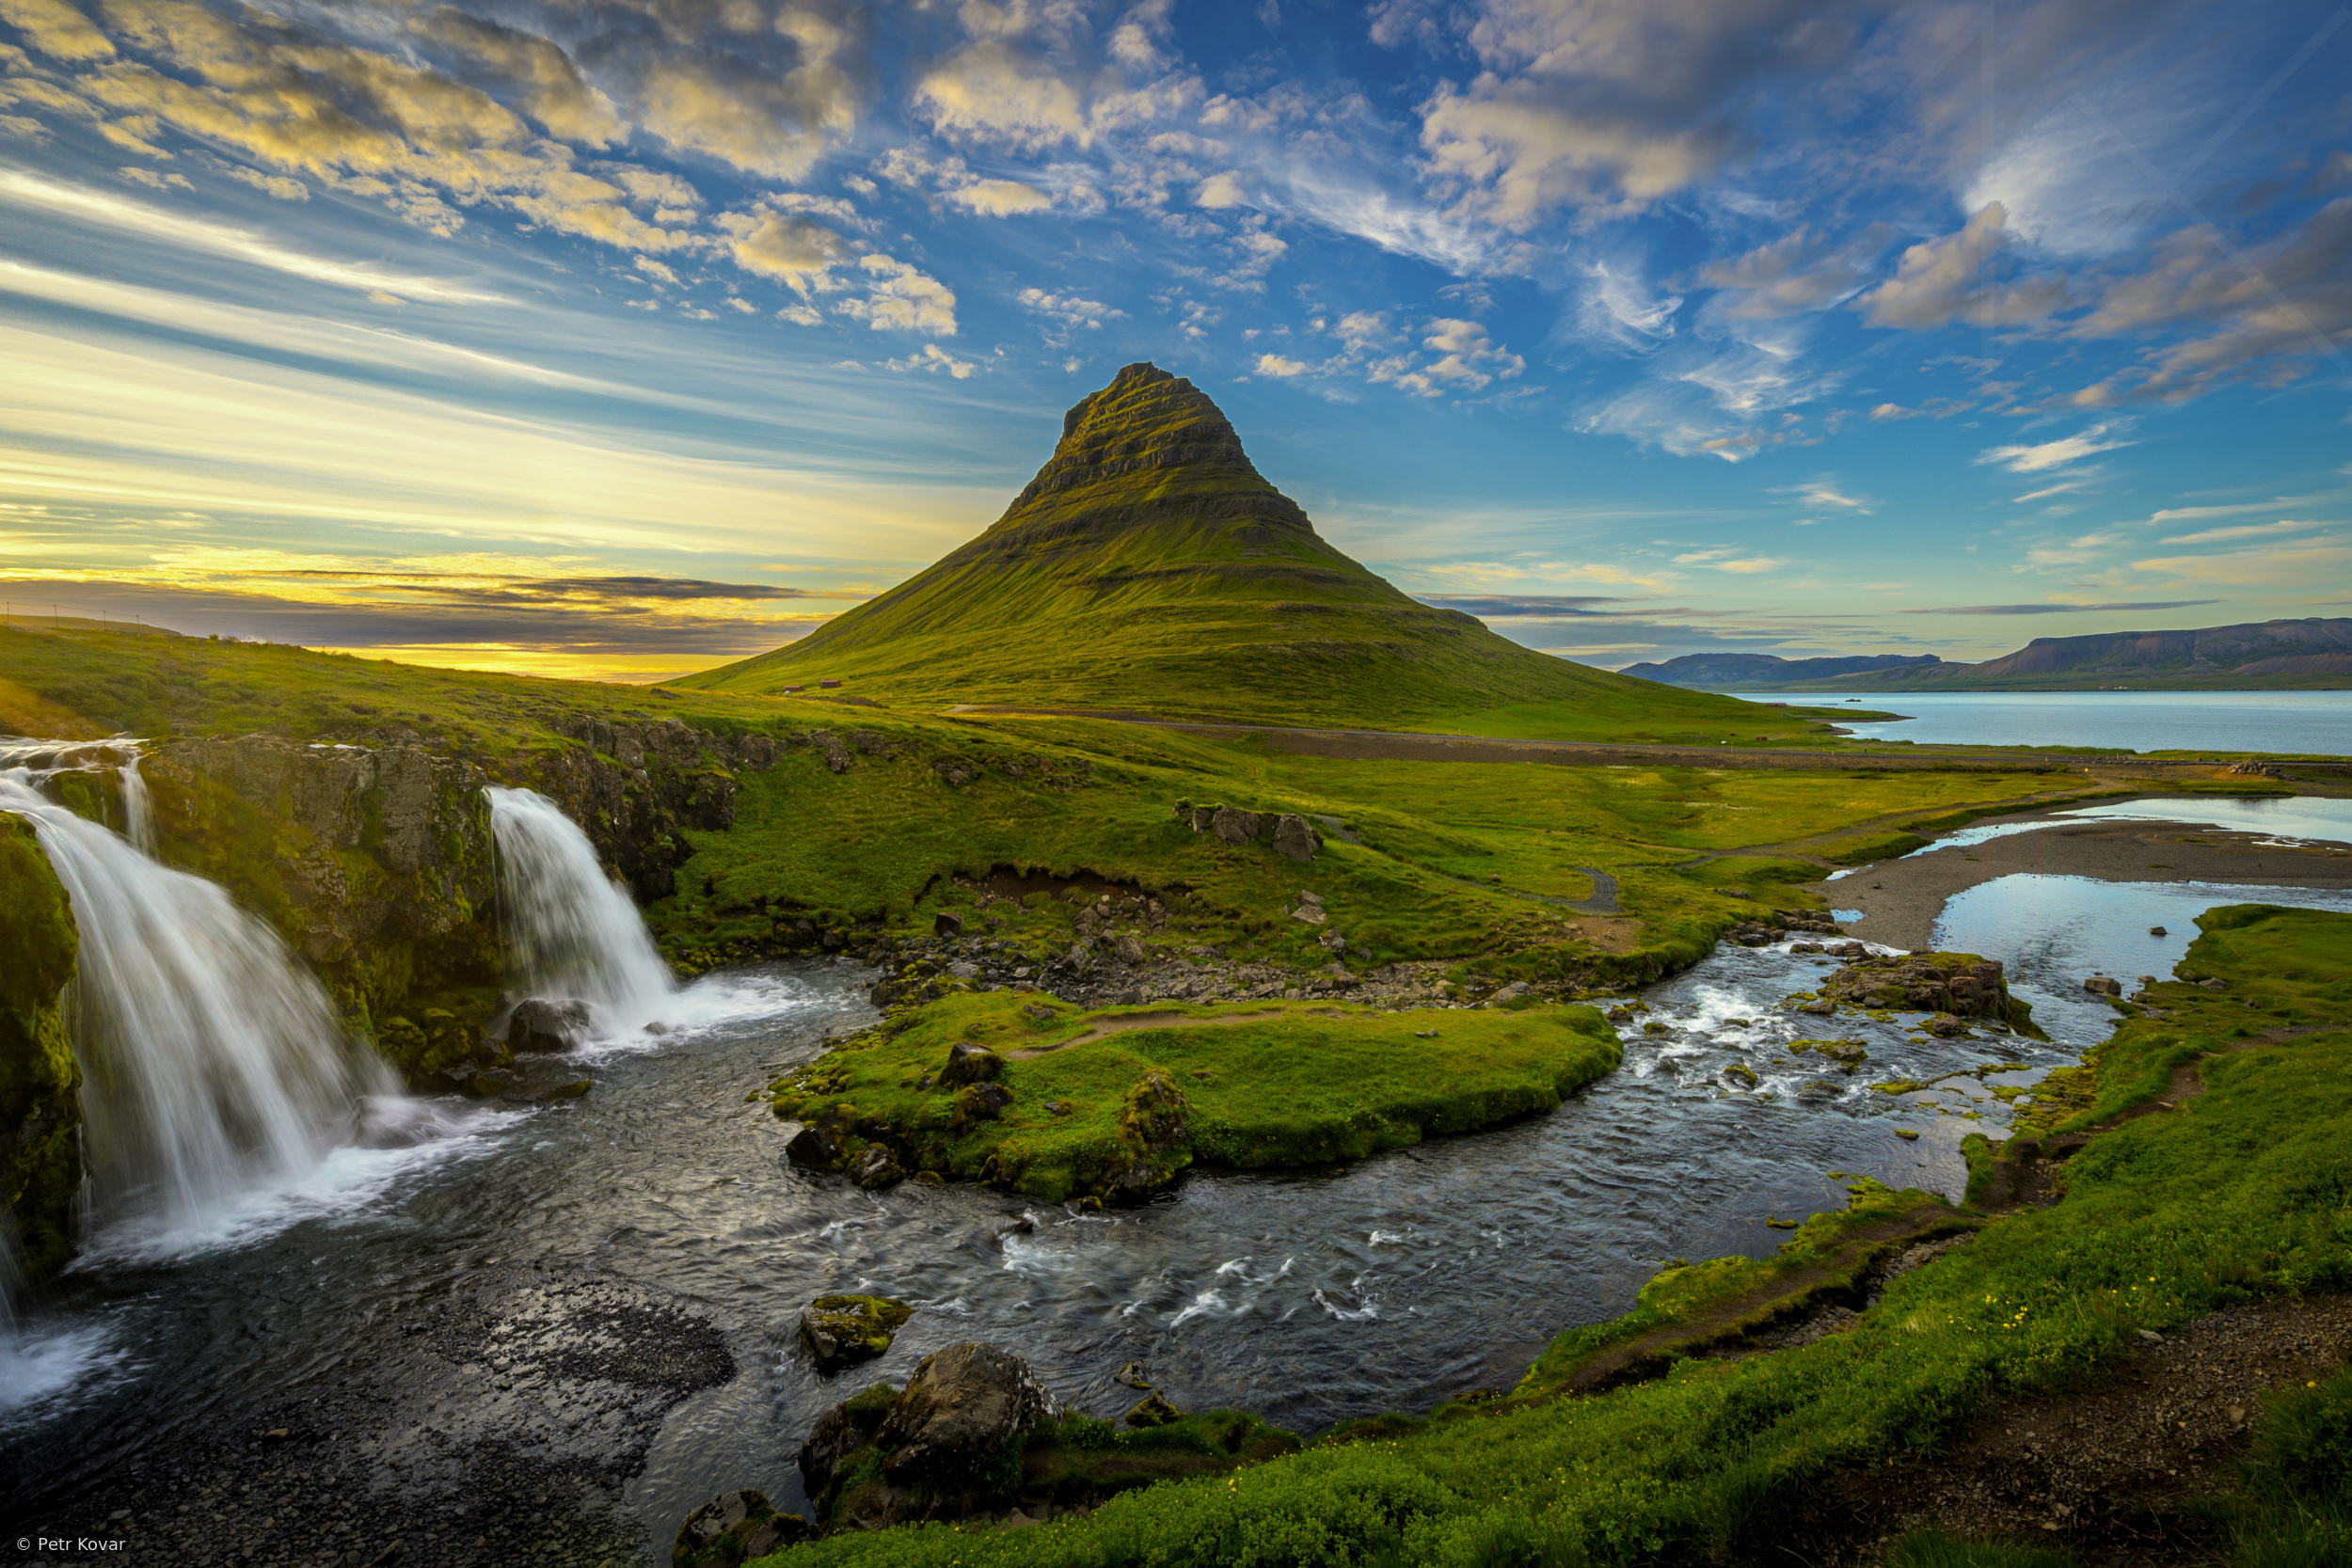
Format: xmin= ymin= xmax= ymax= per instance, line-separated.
xmin=1209 ymin=806 xmax=1267 ymax=845
xmin=1095 ymin=1069 xmax=1190 ymax=1201
xmin=1188 ymin=805 xmax=1220 ymax=832
xmin=1492 ymin=981 xmax=1531 ymax=1004
xmin=1289 ymin=903 xmax=1327 ymax=926
xmin=1319 ymin=931 xmax=1347 ymax=957
xmin=914 ymin=1169 xmax=946 ymax=1186
xmin=955 ymin=1082 xmax=1014 ymax=1128
xmin=2149 ymin=926 xmax=2167 ymax=936
xmin=1123 ymin=1390 xmax=1182 ymax=1428
xmin=532 ymin=1079 xmax=593 ymax=1101
xmin=1728 ymin=922 xmax=1777 ymax=946
xmin=935 ymin=911 xmax=965 ymax=937
xmin=799 ymin=1294 xmax=914 ymax=1374
xmin=673 ymin=1490 xmax=808 ymax=1568
xmin=1722 ymin=1063 xmax=1759 ymax=1089
xmin=871 ymin=1342 xmax=1054 ymax=1480
xmin=1797 ymin=999 xmax=1836 ymax=1016
xmin=798 ymin=1381 xmax=902 ymax=1501
xmin=1793 ymin=1037 xmax=1868 ymax=1071
xmin=1818 ymin=953 xmax=2029 ymax=1026
xmin=1271 ymin=814 xmax=1321 ymax=863
xmin=786 ymin=1120 xmax=848 ymax=1172
xmin=1113 ymin=1360 xmax=1152 ymax=1389
xmin=2201 ymin=977 xmax=2226 ymax=990
xmin=939 ymin=1041 xmax=1005 ymax=1087
xmin=1922 ymin=1014 xmax=1964 ymax=1037
xmin=851 ymin=1145 xmax=905 ymax=1190
xmin=2084 ymin=976 xmax=2123 ymax=998
xmin=507 ymin=998 xmax=592 ymax=1053
xmin=1797 ymin=1079 xmax=1843 ymax=1101
xmin=1114 ymin=933 xmax=1147 ymax=965
xmin=1895 ymin=1128 xmax=1920 ymax=1140
xmin=808 ymin=731 xmax=852 ymax=772
xmin=464 ymin=1066 xmax=524 ymax=1098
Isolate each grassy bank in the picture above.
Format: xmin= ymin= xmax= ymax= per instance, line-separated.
xmin=757 ymin=905 xmax=2352 ymax=1566
xmin=770 ymin=992 xmax=1623 ymax=1202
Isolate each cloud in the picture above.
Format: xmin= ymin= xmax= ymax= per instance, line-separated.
xmin=838 ymin=253 xmax=958 ymax=334
xmin=1673 ymin=547 xmax=1781 ymax=573
xmin=882 ymin=342 xmax=977 ymax=378
xmin=1977 ymin=424 xmax=2133 ymax=474
xmin=1414 ymin=0 xmax=1867 ymax=226
xmin=1255 ymin=352 xmax=1309 ymax=376
xmin=119 ymin=165 xmax=190 ymax=190
xmin=1911 ymin=600 xmax=2225 ymax=615
xmin=0 ymin=168 xmax=500 ymax=300
xmin=946 ymin=177 xmax=1053 ymax=214
xmin=222 ymin=164 xmax=307 ymax=200
xmin=915 ymin=40 xmax=1092 ymax=150
xmin=2129 ymin=545 xmax=2352 ymax=586
xmin=408 ymin=7 xmax=624 ymax=148
xmin=2160 ymin=516 xmax=2334 ymax=545
xmin=723 ymin=209 xmax=847 ymax=296
xmin=0 ymin=0 xmax=113 ymax=60
xmin=1579 ymin=261 xmax=1679 ymax=350
xmin=1410 ymin=593 xmax=1628 ymax=616
xmin=1853 ymin=203 xmax=2067 ymax=330
xmin=1700 ymin=225 xmax=1891 ymax=319
xmin=1782 ymin=478 xmax=1870 ymax=515
xmin=1016 ymin=288 xmax=1121 ymax=336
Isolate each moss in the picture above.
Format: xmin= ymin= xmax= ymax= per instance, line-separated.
xmin=800 ymin=1295 xmax=914 ymax=1366
xmin=772 ymin=991 xmax=1622 ymax=1203
xmin=0 ymin=814 xmax=82 ymax=1281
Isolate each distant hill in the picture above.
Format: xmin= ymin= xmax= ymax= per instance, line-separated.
xmin=1619 ymin=653 xmax=1943 ymax=689
xmin=1759 ymin=617 xmax=2352 ymax=691
xmin=677 ymin=364 xmax=1794 ymax=739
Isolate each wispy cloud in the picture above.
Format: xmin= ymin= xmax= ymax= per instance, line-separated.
xmin=1910 ymin=599 xmax=2223 ymax=615
xmin=1978 ymin=424 xmax=2135 ymax=475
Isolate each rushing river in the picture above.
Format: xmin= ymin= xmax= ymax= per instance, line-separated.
xmin=4 ymin=933 xmax=2088 ymax=1556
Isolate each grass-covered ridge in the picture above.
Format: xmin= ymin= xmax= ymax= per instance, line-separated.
xmin=758 ymin=905 xmax=2352 ymax=1566
xmin=771 ymin=991 xmax=1622 ymax=1202
xmin=674 ymin=364 xmax=1798 ymax=740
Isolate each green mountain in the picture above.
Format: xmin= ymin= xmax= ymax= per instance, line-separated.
xmin=678 ymin=364 xmax=1788 ymax=740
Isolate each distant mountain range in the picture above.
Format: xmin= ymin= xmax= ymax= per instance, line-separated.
xmin=1623 ymin=618 xmax=2352 ymax=691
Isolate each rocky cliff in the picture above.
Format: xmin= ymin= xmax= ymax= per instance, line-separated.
xmin=0 ymin=813 xmax=80 ymax=1282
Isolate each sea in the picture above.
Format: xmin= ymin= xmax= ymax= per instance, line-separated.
xmin=1733 ymin=689 xmax=2352 ymax=756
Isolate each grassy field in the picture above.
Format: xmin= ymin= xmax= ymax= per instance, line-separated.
xmin=755 ymin=905 xmax=2352 ymax=1566
xmin=768 ymin=992 xmax=1623 ymax=1202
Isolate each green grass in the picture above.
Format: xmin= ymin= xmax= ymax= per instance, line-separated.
xmin=771 ymin=991 xmax=1623 ymax=1202
xmin=756 ymin=905 xmax=2352 ymax=1566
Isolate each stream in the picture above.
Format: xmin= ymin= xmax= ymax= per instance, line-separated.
xmin=4 ymin=770 xmax=2348 ymax=1560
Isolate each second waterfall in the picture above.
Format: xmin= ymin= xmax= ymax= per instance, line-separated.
xmin=486 ymin=786 xmax=678 ymax=1035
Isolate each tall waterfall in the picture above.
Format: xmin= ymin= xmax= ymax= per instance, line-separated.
xmin=0 ymin=760 xmax=394 ymax=1252
xmin=486 ymin=787 xmax=675 ymax=1030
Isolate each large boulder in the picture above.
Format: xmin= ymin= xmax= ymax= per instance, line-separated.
xmin=799 ymin=1294 xmax=914 ymax=1374
xmin=1271 ymin=814 xmax=1321 ymax=863
xmin=507 ymin=998 xmax=592 ymax=1053
xmin=872 ymin=1342 xmax=1054 ymax=1480
xmin=1210 ymin=806 xmax=1273 ymax=846
xmin=1815 ymin=953 xmax=2033 ymax=1028
xmin=937 ymin=1040 xmax=1003 ymax=1087
xmin=673 ymin=1491 xmax=807 ymax=1568
xmin=1092 ymin=1069 xmax=1190 ymax=1201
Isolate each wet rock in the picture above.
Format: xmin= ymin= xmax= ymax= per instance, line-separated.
xmin=798 ymin=1295 xmax=914 ymax=1374
xmin=531 ymin=1079 xmax=593 ymax=1101
xmin=674 ymin=1490 xmax=808 ymax=1568
xmin=1123 ymin=1391 xmax=1182 ymax=1428
xmin=2084 ymin=976 xmax=2122 ymax=997
xmin=1797 ymin=999 xmax=1836 ymax=1016
xmin=1793 ymin=1037 xmax=1868 ymax=1072
xmin=2149 ymin=926 xmax=2167 ymax=937
xmin=1923 ymin=1014 xmax=1965 ymax=1037
xmin=786 ymin=1120 xmax=848 ymax=1172
xmin=872 ymin=1342 xmax=1054 ymax=1480
xmin=938 ymin=1041 xmax=1004 ymax=1087
xmin=1797 ymin=1079 xmax=1843 ymax=1101
xmin=464 ymin=1065 xmax=525 ymax=1098
xmin=798 ymin=1381 xmax=901 ymax=1501
xmin=1113 ymin=1361 xmax=1153 ymax=1389
xmin=954 ymin=1082 xmax=1014 ymax=1128
xmin=508 ymin=998 xmax=592 ymax=1053
xmin=1271 ymin=814 xmax=1321 ymax=863
xmin=1722 ymin=1063 xmax=1759 ymax=1090
xmin=1819 ymin=953 xmax=2030 ymax=1026
xmin=1728 ymin=922 xmax=1778 ymax=946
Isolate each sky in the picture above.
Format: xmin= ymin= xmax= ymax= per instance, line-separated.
xmin=1 ymin=0 xmax=2347 ymax=682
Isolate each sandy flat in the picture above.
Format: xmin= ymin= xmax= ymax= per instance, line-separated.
xmin=1813 ymin=807 xmax=2352 ymax=949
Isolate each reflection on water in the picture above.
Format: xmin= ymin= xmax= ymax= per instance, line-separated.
xmin=1906 ymin=795 xmax=2352 ymax=859
xmin=1935 ymin=874 xmax=2352 ymax=1044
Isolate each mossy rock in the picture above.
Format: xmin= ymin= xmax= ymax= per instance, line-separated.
xmin=672 ymin=1489 xmax=807 ymax=1568
xmin=0 ymin=814 xmax=82 ymax=1281
xmin=800 ymin=1294 xmax=914 ymax=1374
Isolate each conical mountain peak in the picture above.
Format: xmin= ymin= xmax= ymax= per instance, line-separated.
xmin=680 ymin=364 xmax=1678 ymax=730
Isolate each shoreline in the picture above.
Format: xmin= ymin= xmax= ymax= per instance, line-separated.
xmin=1814 ymin=805 xmax=2352 ymax=950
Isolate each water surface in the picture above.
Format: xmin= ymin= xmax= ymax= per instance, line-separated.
xmin=1736 ymin=689 xmax=2352 ymax=755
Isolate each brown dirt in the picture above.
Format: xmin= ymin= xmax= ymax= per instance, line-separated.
xmin=1786 ymin=1292 xmax=2352 ymax=1566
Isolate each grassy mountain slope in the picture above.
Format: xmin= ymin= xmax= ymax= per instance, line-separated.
xmin=675 ymin=363 xmax=1780 ymax=738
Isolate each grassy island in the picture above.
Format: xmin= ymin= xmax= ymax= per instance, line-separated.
xmin=758 ymin=906 xmax=2352 ymax=1566
xmin=771 ymin=991 xmax=1624 ymax=1203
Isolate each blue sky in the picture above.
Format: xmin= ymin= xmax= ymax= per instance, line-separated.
xmin=1 ymin=0 xmax=2346 ymax=680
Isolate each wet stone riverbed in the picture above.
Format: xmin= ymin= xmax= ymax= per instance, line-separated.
xmin=0 ymin=931 xmax=2117 ymax=1565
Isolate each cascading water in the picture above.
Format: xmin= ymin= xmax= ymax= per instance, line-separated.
xmin=486 ymin=786 xmax=676 ymax=1033
xmin=0 ymin=751 xmax=395 ymax=1259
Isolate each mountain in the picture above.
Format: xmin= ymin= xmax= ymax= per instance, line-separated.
xmin=1619 ymin=653 xmax=1944 ymax=689
xmin=1765 ymin=617 xmax=2352 ymax=691
xmin=678 ymin=364 xmax=1783 ymax=738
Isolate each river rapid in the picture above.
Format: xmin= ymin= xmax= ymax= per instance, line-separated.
xmin=6 ymin=929 xmax=2085 ymax=1562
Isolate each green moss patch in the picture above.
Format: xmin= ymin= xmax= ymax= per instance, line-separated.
xmin=771 ymin=991 xmax=1622 ymax=1203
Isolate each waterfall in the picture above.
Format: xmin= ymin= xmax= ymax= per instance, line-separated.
xmin=0 ymin=762 xmax=394 ymax=1253
xmin=118 ymin=756 xmax=155 ymax=853
xmin=486 ymin=786 xmax=675 ymax=1031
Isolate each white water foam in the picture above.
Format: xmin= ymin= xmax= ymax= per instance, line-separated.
xmin=0 ymin=768 xmax=399 ymax=1257
xmin=485 ymin=786 xmax=799 ymax=1049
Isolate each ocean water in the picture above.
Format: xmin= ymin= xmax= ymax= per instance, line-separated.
xmin=1734 ymin=689 xmax=2352 ymax=756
